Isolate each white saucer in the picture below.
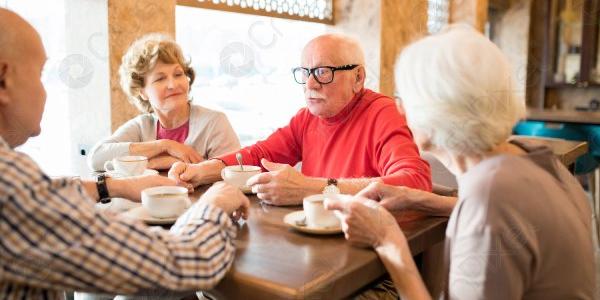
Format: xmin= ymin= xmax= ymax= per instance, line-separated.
xmin=283 ymin=211 xmax=342 ymax=235
xmin=106 ymin=169 xmax=159 ymax=178
xmin=121 ymin=206 xmax=178 ymax=225
xmin=95 ymin=197 xmax=139 ymax=214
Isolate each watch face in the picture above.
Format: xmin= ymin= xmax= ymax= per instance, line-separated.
xmin=323 ymin=184 xmax=340 ymax=195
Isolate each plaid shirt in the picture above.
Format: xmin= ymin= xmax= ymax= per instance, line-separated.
xmin=0 ymin=137 xmax=237 ymax=299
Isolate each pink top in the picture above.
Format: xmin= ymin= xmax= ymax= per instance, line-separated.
xmin=156 ymin=120 xmax=189 ymax=143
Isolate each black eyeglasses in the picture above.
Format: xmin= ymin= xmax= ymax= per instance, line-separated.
xmin=292 ymin=64 xmax=359 ymax=85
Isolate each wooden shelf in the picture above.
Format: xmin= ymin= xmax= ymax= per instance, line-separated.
xmin=526 ymin=108 xmax=600 ymax=125
xmin=545 ymin=83 xmax=600 ymax=89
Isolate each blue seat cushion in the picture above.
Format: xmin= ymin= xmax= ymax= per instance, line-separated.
xmin=513 ymin=121 xmax=599 ymax=174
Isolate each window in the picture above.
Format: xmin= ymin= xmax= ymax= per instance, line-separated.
xmin=2 ymin=1 xmax=72 ymax=175
xmin=3 ymin=0 xmax=110 ymax=177
xmin=428 ymin=0 xmax=450 ymax=34
xmin=178 ymin=0 xmax=334 ymax=24
xmin=176 ymin=6 xmax=326 ymax=146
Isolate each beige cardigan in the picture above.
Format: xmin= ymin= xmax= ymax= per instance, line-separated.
xmin=88 ymin=105 xmax=240 ymax=171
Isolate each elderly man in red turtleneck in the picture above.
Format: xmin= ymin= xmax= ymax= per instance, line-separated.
xmin=169 ymin=34 xmax=432 ymax=206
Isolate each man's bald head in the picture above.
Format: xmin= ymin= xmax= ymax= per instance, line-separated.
xmin=0 ymin=8 xmax=42 ymax=62
xmin=302 ymin=34 xmax=366 ymax=67
xmin=0 ymin=8 xmax=47 ymax=148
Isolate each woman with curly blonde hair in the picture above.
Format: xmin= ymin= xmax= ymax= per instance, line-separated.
xmin=88 ymin=33 xmax=240 ymax=172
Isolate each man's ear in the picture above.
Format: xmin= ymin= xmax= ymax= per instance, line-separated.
xmin=0 ymin=62 xmax=9 ymax=105
xmin=353 ymin=66 xmax=365 ymax=93
xmin=0 ymin=62 xmax=7 ymax=89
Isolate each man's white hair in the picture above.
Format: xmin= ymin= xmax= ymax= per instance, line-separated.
xmin=304 ymin=33 xmax=366 ymax=66
xmin=395 ymin=24 xmax=525 ymax=156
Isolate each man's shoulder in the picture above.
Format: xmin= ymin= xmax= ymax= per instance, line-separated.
xmin=0 ymin=146 xmax=48 ymax=190
xmin=359 ymin=89 xmax=400 ymax=115
xmin=290 ymin=106 xmax=314 ymax=122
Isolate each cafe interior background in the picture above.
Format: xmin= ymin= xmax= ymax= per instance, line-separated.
xmin=1 ymin=0 xmax=526 ymax=178
xmin=3 ymin=0 xmax=600 ymax=293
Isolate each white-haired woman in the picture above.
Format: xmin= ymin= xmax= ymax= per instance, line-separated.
xmin=327 ymin=25 xmax=594 ymax=299
xmin=88 ymin=34 xmax=240 ymax=172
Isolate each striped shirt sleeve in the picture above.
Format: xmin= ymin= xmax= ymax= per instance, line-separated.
xmin=0 ymin=139 xmax=237 ymax=299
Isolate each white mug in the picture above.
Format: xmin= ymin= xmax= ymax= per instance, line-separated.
xmin=221 ymin=165 xmax=261 ymax=190
xmin=141 ymin=186 xmax=191 ymax=219
xmin=303 ymin=194 xmax=341 ymax=228
xmin=104 ymin=155 xmax=148 ymax=176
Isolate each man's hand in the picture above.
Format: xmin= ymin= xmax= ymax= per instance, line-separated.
xmin=199 ymin=182 xmax=250 ymax=221
xmin=168 ymin=160 xmax=226 ymax=188
xmin=168 ymin=162 xmax=204 ymax=188
xmin=161 ymin=140 xmax=203 ymax=164
xmin=325 ymin=194 xmax=404 ymax=248
xmin=246 ymin=158 xmax=310 ymax=206
xmin=109 ymin=174 xmax=189 ymax=202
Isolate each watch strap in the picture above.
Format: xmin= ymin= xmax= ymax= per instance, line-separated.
xmin=96 ymin=173 xmax=110 ymax=203
xmin=327 ymin=178 xmax=338 ymax=186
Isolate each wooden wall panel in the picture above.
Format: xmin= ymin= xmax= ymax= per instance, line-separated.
xmin=107 ymin=0 xmax=176 ymax=131
xmin=450 ymin=0 xmax=489 ymax=33
xmin=379 ymin=0 xmax=428 ymax=98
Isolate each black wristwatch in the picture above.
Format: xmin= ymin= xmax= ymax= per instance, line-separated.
xmin=96 ymin=173 xmax=111 ymax=203
xmin=323 ymin=178 xmax=340 ymax=195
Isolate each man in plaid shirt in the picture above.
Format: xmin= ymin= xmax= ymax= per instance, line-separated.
xmin=0 ymin=8 xmax=250 ymax=299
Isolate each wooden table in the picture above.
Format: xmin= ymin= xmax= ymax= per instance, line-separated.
xmin=190 ymin=192 xmax=448 ymax=300
xmin=509 ymin=135 xmax=589 ymax=169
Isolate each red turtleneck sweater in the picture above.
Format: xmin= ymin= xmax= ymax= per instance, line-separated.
xmin=218 ymin=89 xmax=432 ymax=191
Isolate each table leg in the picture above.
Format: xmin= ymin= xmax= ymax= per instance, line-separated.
xmin=420 ymin=241 xmax=445 ymax=298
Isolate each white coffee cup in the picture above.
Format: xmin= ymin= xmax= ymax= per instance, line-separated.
xmin=303 ymin=194 xmax=341 ymax=228
xmin=221 ymin=165 xmax=261 ymax=190
xmin=104 ymin=155 xmax=148 ymax=176
xmin=141 ymin=186 xmax=191 ymax=219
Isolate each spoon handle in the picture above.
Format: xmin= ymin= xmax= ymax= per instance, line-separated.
xmin=236 ymin=152 xmax=244 ymax=171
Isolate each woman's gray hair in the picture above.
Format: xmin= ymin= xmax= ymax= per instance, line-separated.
xmin=395 ymin=24 xmax=525 ymax=156
xmin=119 ymin=33 xmax=195 ymax=113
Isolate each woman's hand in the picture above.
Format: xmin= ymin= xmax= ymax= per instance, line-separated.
xmin=160 ymin=140 xmax=203 ymax=164
xmin=325 ymin=195 xmax=431 ymax=300
xmin=358 ymin=182 xmax=457 ymax=217
xmin=356 ymin=182 xmax=415 ymax=212
xmin=325 ymin=195 xmax=405 ymax=248
xmin=147 ymin=155 xmax=180 ymax=170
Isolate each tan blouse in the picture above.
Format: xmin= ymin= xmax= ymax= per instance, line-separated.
xmin=444 ymin=140 xmax=595 ymax=299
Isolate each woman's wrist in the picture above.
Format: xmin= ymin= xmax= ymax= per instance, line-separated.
xmin=157 ymin=139 xmax=172 ymax=153
xmin=375 ymin=227 xmax=413 ymax=271
xmin=375 ymin=222 xmax=402 ymax=250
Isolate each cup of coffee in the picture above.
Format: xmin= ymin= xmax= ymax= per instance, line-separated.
xmin=303 ymin=194 xmax=341 ymax=228
xmin=221 ymin=165 xmax=261 ymax=190
xmin=141 ymin=186 xmax=190 ymax=219
xmin=104 ymin=155 xmax=148 ymax=176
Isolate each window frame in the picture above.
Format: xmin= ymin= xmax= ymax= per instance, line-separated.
xmin=177 ymin=0 xmax=335 ymax=25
